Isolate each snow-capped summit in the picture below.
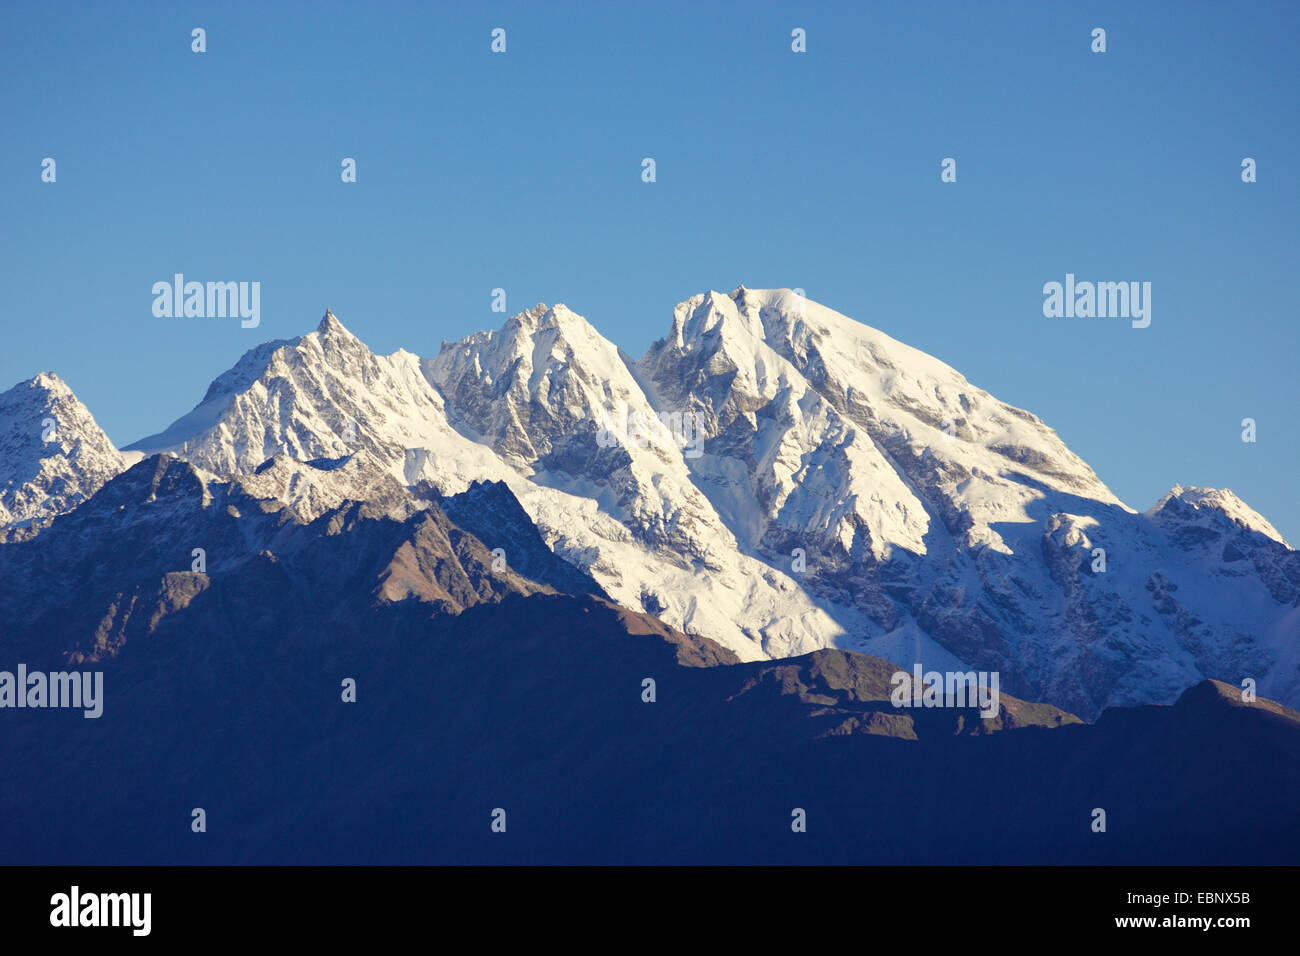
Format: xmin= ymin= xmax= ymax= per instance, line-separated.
xmin=0 ymin=372 xmax=126 ymax=533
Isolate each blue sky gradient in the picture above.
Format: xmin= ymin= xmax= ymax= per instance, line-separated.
xmin=2 ymin=0 xmax=1296 ymax=538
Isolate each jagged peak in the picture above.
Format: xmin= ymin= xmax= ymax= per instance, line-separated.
xmin=3 ymin=371 xmax=76 ymax=402
xmin=309 ymin=313 xmax=370 ymax=361
xmin=433 ymin=304 xmax=597 ymax=365
xmin=317 ymin=308 xmax=351 ymax=336
xmin=661 ymin=287 xmax=848 ymax=356
xmin=665 ymin=289 xmax=765 ymax=352
xmin=1155 ymin=484 xmax=1237 ymax=511
xmin=1149 ymin=485 xmax=1288 ymax=547
xmin=27 ymin=371 xmax=71 ymax=394
xmin=508 ymin=302 xmax=587 ymax=334
xmin=459 ymin=302 xmax=619 ymax=371
xmin=496 ymin=303 xmax=553 ymax=334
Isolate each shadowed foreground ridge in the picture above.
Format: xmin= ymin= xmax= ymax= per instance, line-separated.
xmin=1 ymin=465 xmax=1296 ymax=864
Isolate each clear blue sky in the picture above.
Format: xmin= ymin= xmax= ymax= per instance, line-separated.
xmin=2 ymin=1 xmax=1297 ymax=540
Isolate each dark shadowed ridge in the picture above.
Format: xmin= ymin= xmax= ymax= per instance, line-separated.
xmin=1 ymin=454 xmax=1297 ymax=864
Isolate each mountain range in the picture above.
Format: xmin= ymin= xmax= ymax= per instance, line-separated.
xmin=3 ymin=289 xmax=1295 ymax=722
xmin=3 ymin=287 xmax=1298 ymax=863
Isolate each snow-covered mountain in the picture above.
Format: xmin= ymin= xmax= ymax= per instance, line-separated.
xmin=8 ymin=295 xmax=1297 ymax=719
xmin=126 ymin=309 xmax=851 ymax=661
xmin=636 ymin=288 xmax=1300 ymax=717
xmin=0 ymin=372 xmax=127 ymax=536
